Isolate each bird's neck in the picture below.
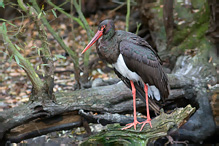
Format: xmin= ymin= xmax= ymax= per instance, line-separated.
xmin=97 ymin=32 xmax=119 ymax=64
xmin=102 ymin=29 xmax=115 ymax=41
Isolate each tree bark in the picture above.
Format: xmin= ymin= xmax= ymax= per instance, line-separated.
xmin=0 ymin=74 xmax=193 ymax=142
xmin=163 ymin=0 xmax=174 ymax=48
xmin=34 ymin=16 xmax=55 ymax=101
xmin=82 ymin=105 xmax=195 ymax=145
xmin=207 ymin=0 xmax=219 ymax=45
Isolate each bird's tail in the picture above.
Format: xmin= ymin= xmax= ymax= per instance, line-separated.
xmin=133 ymin=81 xmax=161 ymax=114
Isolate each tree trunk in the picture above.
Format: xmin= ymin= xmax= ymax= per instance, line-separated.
xmin=207 ymin=0 xmax=219 ymax=45
xmin=163 ymin=0 xmax=174 ymax=48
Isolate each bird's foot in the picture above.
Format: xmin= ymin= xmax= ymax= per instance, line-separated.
xmin=140 ymin=119 xmax=152 ymax=131
xmin=122 ymin=120 xmax=141 ymax=130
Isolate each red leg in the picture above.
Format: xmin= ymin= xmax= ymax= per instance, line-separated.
xmin=140 ymin=83 xmax=152 ymax=131
xmin=122 ymin=80 xmax=140 ymax=130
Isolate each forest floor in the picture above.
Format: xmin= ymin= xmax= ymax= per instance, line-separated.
xmin=0 ymin=8 xmax=128 ymax=145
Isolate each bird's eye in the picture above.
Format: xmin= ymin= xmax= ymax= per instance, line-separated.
xmin=101 ymin=25 xmax=106 ymax=31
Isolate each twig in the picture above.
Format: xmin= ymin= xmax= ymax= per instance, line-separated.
xmin=135 ymin=22 xmax=141 ymax=35
xmin=72 ymin=0 xmax=94 ymax=40
xmin=72 ymin=0 xmax=94 ymax=83
xmin=35 ymin=19 xmax=55 ymax=98
xmin=109 ymin=3 xmax=126 ymax=13
xmin=126 ymin=0 xmax=130 ymax=32
xmin=31 ymin=0 xmax=80 ymax=84
xmin=47 ymin=0 xmax=85 ymax=29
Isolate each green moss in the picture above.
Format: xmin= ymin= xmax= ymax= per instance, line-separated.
xmin=149 ymin=0 xmax=210 ymax=55
xmin=172 ymin=27 xmax=191 ymax=46
xmin=171 ymin=22 xmax=209 ymax=54
xmin=172 ymin=2 xmax=210 ymax=48
xmin=192 ymin=0 xmax=206 ymax=9
xmin=151 ymin=5 xmax=167 ymax=43
xmin=197 ymin=37 xmax=212 ymax=52
xmin=158 ymin=26 xmax=166 ymax=40
xmin=81 ymin=105 xmax=196 ymax=146
xmin=175 ymin=3 xmax=193 ymax=22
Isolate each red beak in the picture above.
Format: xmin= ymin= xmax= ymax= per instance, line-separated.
xmin=81 ymin=30 xmax=103 ymax=54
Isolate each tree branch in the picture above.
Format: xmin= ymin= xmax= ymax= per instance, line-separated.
xmin=126 ymin=0 xmax=130 ymax=32
xmin=46 ymin=0 xmax=85 ymax=29
xmin=72 ymin=0 xmax=94 ymax=40
xmin=30 ymin=0 xmax=80 ymax=84
xmin=0 ymin=23 xmax=44 ymax=94
xmin=72 ymin=0 xmax=95 ymax=83
xmin=34 ymin=19 xmax=55 ymax=99
xmin=163 ymin=0 xmax=174 ymax=48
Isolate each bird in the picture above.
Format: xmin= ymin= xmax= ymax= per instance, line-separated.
xmin=81 ymin=19 xmax=169 ymax=131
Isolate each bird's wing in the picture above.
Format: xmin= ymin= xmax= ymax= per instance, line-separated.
xmin=119 ymin=40 xmax=169 ymax=100
xmin=118 ymin=31 xmax=162 ymax=63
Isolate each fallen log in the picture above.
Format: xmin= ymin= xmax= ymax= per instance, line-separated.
xmin=81 ymin=105 xmax=195 ymax=145
xmin=0 ymin=74 xmax=193 ymax=142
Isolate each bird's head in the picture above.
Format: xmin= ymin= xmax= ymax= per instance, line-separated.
xmin=81 ymin=19 xmax=115 ymax=54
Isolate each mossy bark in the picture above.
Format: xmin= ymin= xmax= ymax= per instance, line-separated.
xmin=0 ymin=75 xmax=194 ymax=142
xmin=81 ymin=105 xmax=195 ymax=145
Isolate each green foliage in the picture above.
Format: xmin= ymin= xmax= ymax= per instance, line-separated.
xmin=191 ymin=0 xmax=206 ymax=9
xmin=175 ymin=3 xmax=193 ymax=22
xmin=37 ymin=11 xmax=43 ymax=19
xmin=47 ymin=0 xmax=85 ymax=29
xmin=15 ymin=44 xmax=23 ymax=51
xmin=2 ymin=22 xmax=6 ymax=31
xmin=9 ymin=55 xmax=14 ymax=62
xmin=55 ymin=54 xmax=66 ymax=59
xmin=37 ymin=47 xmax=42 ymax=56
xmin=0 ymin=0 xmax=4 ymax=8
xmin=171 ymin=1 xmax=210 ymax=52
xmin=0 ymin=19 xmax=17 ymax=27
xmin=126 ymin=0 xmax=130 ymax=32
xmin=14 ymin=55 xmax=25 ymax=69
xmin=51 ymin=9 xmax=57 ymax=18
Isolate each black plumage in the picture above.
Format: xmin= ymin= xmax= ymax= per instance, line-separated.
xmin=82 ymin=19 xmax=170 ymax=130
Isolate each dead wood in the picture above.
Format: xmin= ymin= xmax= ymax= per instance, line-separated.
xmin=81 ymin=105 xmax=195 ymax=145
xmin=0 ymin=74 xmax=192 ymax=142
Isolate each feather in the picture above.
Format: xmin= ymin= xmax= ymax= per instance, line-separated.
xmin=117 ymin=33 xmax=169 ymax=100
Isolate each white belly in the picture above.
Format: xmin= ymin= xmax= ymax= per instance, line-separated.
xmin=112 ymin=54 xmax=141 ymax=82
xmin=113 ymin=54 xmax=161 ymax=101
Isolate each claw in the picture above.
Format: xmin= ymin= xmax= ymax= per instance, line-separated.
xmin=140 ymin=119 xmax=152 ymax=131
xmin=122 ymin=120 xmax=141 ymax=130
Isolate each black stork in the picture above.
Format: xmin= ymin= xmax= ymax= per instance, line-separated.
xmin=82 ymin=19 xmax=169 ymax=131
